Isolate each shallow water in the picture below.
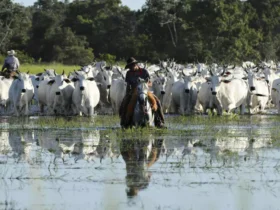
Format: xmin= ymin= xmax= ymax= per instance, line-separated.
xmin=0 ymin=115 xmax=280 ymax=210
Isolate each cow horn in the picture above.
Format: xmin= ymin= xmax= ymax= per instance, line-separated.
xmin=182 ymin=69 xmax=186 ymax=76
xmin=155 ymin=70 xmax=160 ymax=78
xmin=100 ymin=64 xmax=105 ymax=71
xmin=117 ymin=67 xmax=125 ymax=80
xmin=144 ymin=61 xmax=147 ymax=69
xmin=220 ymin=67 xmax=226 ymax=76
xmin=166 ymin=67 xmax=171 ymax=73
xmin=62 ymin=70 xmax=65 ymax=75
xmin=74 ymin=70 xmax=79 ymax=75
xmin=209 ymin=69 xmax=214 ymax=76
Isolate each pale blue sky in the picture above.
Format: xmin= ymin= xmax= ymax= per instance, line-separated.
xmin=13 ymin=0 xmax=146 ymax=10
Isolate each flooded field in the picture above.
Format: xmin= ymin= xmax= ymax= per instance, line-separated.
xmin=0 ymin=114 xmax=280 ymax=210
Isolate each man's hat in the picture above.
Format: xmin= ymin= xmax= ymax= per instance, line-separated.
xmin=125 ymin=57 xmax=138 ymax=69
xmin=7 ymin=50 xmax=16 ymax=56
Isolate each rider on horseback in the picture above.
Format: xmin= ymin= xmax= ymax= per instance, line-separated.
xmin=120 ymin=57 xmax=165 ymax=128
xmin=1 ymin=50 xmax=20 ymax=78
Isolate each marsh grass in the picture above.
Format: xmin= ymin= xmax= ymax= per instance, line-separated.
xmin=2 ymin=114 xmax=280 ymax=140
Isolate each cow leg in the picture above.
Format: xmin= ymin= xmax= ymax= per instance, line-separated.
xmin=14 ymin=105 xmax=19 ymax=116
xmin=39 ymin=103 xmax=44 ymax=114
xmin=89 ymin=106 xmax=94 ymax=116
xmin=240 ymin=103 xmax=246 ymax=115
xmin=170 ymin=99 xmax=176 ymax=114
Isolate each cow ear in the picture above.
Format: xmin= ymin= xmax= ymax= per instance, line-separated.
xmin=36 ymin=72 xmax=43 ymax=76
xmin=64 ymin=79 xmax=71 ymax=83
xmin=87 ymin=77 xmax=95 ymax=81
xmin=242 ymin=77 xmax=248 ymax=80
xmin=205 ymin=77 xmax=211 ymax=82
xmin=12 ymin=75 xmax=18 ymax=80
xmin=47 ymin=80 xmax=55 ymax=85
xmin=71 ymin=78 xmax=78 ymax=82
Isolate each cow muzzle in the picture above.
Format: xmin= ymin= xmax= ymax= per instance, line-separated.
xmin=21 ymin=89 xmax=26 ymax=93
xmin=212 ymin=91 xmax=217 ymax=95
xmin=185 ymin=89 xmax=190 ymax=93
xmin=107 ymin=85 xmax=111 ymax=89
xmin=250 ymin=87 xmax=256 ymax=91
xmin=80 ymin=86 xmax=85 ymax=91
xmin=161 ymin=91 xmax=165 ymax=95
xmin=56 ymin=92 xmax=60 ymax=95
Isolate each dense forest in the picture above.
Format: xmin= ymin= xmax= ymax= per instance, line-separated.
xmin=1 ymin=0 xmax=280 ymax=65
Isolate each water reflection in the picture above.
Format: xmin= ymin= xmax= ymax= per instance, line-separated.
xmin=120 ymin=137 xmax=164 ymax=197
xmin=0 ymin=126 xmax=279 ymax=209
xmin=8 ymin=130 xmax=35 ymax=163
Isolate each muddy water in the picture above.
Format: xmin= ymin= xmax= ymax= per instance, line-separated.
xmin=0 ymin=115 xmax=280 ymax=210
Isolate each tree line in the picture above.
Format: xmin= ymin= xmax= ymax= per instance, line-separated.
xmin=1 ymin=0 xmax=280 ymax=65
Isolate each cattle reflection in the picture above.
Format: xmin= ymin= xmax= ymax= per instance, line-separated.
xmin=36 ymin=130 xmax=117 ymax=163
xmin=8 ymin=130 xmax=35 ymax=163
xmin=194 ymin=134 xmax=270 ymax=165
xmin=120 ymin=137 xmax=164 ymax=197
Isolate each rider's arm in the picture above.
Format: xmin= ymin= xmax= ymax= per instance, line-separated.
xmin=15 ymin=57 xmax=20 ymax=69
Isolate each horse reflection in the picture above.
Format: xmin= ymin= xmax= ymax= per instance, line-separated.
xmin=120 ymin=137 xmax=164 ymax=197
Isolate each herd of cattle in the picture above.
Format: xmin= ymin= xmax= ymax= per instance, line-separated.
xmin=1 ymin=60 xmax=280 ymax=116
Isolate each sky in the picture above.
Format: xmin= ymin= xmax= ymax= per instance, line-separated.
xmin=13 ymin=0 xmax=146 ymax=10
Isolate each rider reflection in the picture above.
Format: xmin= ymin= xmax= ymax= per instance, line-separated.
xmin=120 ymin=137 xmax=164 ymax=197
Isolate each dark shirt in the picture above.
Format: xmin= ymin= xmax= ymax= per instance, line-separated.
xmin=125 ymin=68 xmax=150 ymax=89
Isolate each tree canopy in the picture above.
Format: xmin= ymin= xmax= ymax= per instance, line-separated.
xmin=1 ymin=0 xmax=280 ymax=64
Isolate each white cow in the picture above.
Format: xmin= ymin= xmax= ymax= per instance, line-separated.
xmin=245 ymin=69 xmax=269 ymax=114
xmin=36 ymin=69 xmax=58 ymax=113
xmin=9 ymin=72 xmax=34 ymax=116
xmin=72 ymin=71 xmax=100 ymax=116
xmin=95 ymin=64 xmax=113 ymax=106
xmin=0 ymin=77 xmax=13 ymax=112
xmin=161 ymin=68 xmax=179 ymax=113
xmin=271 ymin=78 xmax=280 ymax=113
xmin=215 ymin=78 xmax=249 ymax=114
xmin=180 ymin=68 xmax=200 ymax=115
xmin=197 ymin=81 xmax=215 ymax=114
xmin=262 ymin=66 xmax=279 ymax=106
xmin=46 ymin=72 xmax=75 ymax=115
xmin=109 ymin=67 xmax=127 ymax=115
xmin=206 ymin=67 xmax=249 ymax=115
xmin=151 ymin=71 xmax=167 ymax=102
